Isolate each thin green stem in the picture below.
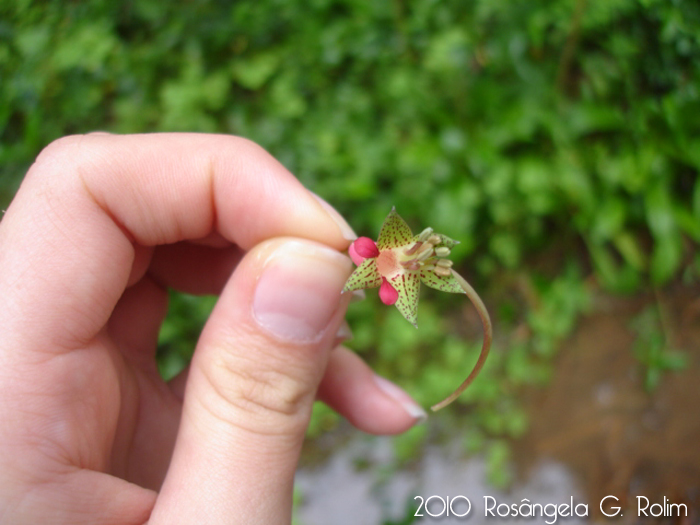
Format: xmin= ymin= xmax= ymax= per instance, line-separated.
xmin=430 ymin=269 xmax=493 ymax=411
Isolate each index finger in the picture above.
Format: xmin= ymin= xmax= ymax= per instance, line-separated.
xmin=0 ymin=133 xmax=355 ymax=350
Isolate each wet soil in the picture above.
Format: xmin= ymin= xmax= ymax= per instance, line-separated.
xmin=515 ymin=284 xmax=700 ymax=523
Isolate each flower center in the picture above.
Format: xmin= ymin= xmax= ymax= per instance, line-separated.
xmin=376 ymin=249 xmax=400 ymax=278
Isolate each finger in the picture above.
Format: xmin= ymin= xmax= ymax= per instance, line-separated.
xmin=0 ymin=133 xmax=355 ymax=354
xmin=147 ymin=241 xmax=244 ymax=295
xmin=108 ymin=276 xmax=169 ymax=370
xmin=149 ymin=239 xmax=352 ymax=524
xmin=4 ymin=468 xmax=155 ymax=525
xmin=317 ymin=346 xmax=427 ymax=434
xmin=167 ymin=364 xmax=189 ymax=402
xmin=127 ymin=244 xmax=155 ymax=287
xmin=106 ymin=274 xmax=183 ymax=491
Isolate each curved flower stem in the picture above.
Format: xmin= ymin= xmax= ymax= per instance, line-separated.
xmin=430 ymin=269 xmax=493 ymax=412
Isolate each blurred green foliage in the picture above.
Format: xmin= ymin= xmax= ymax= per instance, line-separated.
xmin=630 ymin=302 xmax=687 ymax=391
xmin=3 ymin=0 xmax=700 ymax=289
xmin=2 ymin=0 xmax=699 ymax=482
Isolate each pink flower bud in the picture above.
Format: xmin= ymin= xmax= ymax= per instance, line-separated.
xmin=352 ymin=237 xmax=380 ymax=259
xmin=348 ymin=242 xmax=365 ymax=266
xmin=379 ymin=278 xmax=399 ymax=305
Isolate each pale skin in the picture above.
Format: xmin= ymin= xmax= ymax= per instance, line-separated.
xmin=0 ymin=133 xmax=424 ymax=524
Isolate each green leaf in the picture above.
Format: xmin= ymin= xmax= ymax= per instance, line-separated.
xmin=693 ymin=177 xmax=700 ymax=221
xmin=612 ymin=232 xmax=646 ymax=271
xmin=646 ymin=184 xmax=676 ymax=237
xmin=51 ymin=22 xmax=118 ymax=72
xmin=650 ymin=234 xmax=683 ymax=285
xmin=232 ymin=52 xmax=280 ymax=90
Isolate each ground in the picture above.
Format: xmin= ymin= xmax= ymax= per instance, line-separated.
xmin=516 ymin=284 xmax=700 ymax=524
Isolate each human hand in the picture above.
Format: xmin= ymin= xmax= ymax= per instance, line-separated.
xmin=0 ymin=133 xmax=426 ymax=523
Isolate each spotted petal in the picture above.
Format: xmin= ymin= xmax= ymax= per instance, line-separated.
xmin=388 ymin=271 xmax=421 ymax=327
xmin=376 ymin=207 xmax=413 ymax=250
xmin=420 ymin=269 xmax=464 ymax=294
xmin=343 ymin=258 xmax=382 ymax=292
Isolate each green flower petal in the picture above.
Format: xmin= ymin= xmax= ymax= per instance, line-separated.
xmin=343 ymin=258 xmax=382 ymax=292
xmin=377 ymin=207 xmax=413 ymax=250
xmin=420 ymin=269 xmax=465 ymax=294
xmin=388 ymin=271 xmax=421 ymax=327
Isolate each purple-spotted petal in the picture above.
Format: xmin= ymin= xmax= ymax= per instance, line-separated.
xmin=420 ymin=269 xmax=464 ymax=294
xmin=388 ymin=271 xmax=421 ymax=327
xmin=342 ymin=258 xmax=382 ymax=292
xmin=376 ymin=207 xmax=413 ymax=250
xmin=379 ymin=278 xmax=399 ymax=305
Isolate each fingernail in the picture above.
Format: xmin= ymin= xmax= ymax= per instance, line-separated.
xmin=253 ymin=241 xmax=352 ymax=343
xmin=373 ymin=374 xmax=428 ymax=423
xmin=311 ymin=192 xmax=357 ymax=241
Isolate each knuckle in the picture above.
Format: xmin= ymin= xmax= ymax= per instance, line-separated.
xmin=197 ymin=341 xmax=316 ymax=436
xmin=27 ymin=134 xmax=101 ymax=188
xmin=33 ymin=135 xmax=85 ymax=168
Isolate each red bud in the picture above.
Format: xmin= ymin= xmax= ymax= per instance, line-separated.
xmin=353 ymin=236 xmax=380 ymax=259
xmin=379 ymin=278 xmax=399 ymax=305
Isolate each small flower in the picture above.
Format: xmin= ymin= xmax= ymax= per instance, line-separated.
xmin=343 ymin=207 xmax=493 ymax=411
xmin=343 ymin=207 xmax=464 ymax=328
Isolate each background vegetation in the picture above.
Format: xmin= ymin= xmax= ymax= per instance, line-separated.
xmin=2 ymin=0 xmax=699 ymax=489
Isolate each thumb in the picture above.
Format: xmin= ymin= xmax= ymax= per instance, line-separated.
xmin=149 ymin=239 xmax=352 ymax=524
